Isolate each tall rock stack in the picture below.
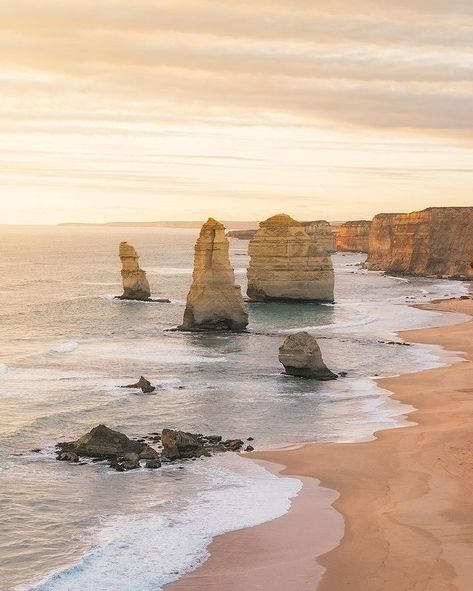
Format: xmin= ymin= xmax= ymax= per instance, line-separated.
xmin=336 ymin=220 xmax=371 ymax=253
xmin=302 ymin=220 xmax=336 ymax=253
xmin=247 ymin=214 xmax=335 ymax=302
xmin=117 ymin=242 xmax=151 ymax=301
xmin=179 ymin=218 xmax=248 ymax=331
xmin=366 ymin=207 xmax=473 ymax=279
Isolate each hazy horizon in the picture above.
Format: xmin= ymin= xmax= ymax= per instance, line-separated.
xmin=1 ymin=0 xmax=472 ymax=224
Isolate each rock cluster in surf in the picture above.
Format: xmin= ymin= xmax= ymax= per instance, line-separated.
xmin=247 ymin=214 xmax=334 ymax=302
xmin=55 ymin=424 xmax=249 ymax=471
xmin=279 ymin=332 xmax=337 ymax=380
xmin=179 ymin=218 xmax=248 ymax=331
xmin=116 ymin=242 xmax=152 ymax=301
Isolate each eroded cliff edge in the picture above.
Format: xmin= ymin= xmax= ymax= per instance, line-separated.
xmin=337 ymin=220 xmax=371 ymax=253
xmin=366 ymin=207 xmax=473 ymax=279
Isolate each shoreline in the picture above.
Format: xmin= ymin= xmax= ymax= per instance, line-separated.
xmin=167 ymin=296 xmax=473 ymax=590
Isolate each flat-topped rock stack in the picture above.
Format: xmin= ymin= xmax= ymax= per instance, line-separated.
xmin=302 ymin=220 xmax=336 ymax=253
xmin=247 ymin=214 xmax=334 ymax=302
xmin=366 ymin=207 xmax=473 ymax=279
xmin=337 ymin=220 xmax=371 ymax=253
xmin=179 ymin=218 xmax=248 ymax=331
xmin=117 ymin=242 xmax=151 ymax=301
xmin=279 ymin=332 xmax=337 ymax=379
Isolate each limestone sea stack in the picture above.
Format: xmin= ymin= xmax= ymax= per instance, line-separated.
xmin=302 ymin=220 xmax=337 ymax=253
xmin=179 ymin=218 xmax=248 ymax=331
xmin=279 ymin=332 xmax=337 ymax=379
xmin=366 ymin=207 xmax=473 ymax=279
xmin=117 ymin=242 xmax=151 ymax=300
xmin=336 ymin=220 xmax=371 ymax=253
xmin=247 ymin=214 xmax=334 ymax=302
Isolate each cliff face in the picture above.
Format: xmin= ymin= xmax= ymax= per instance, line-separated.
xmin=179 ymin=218 xmax=248 ymax=331
xmin=117 ymin=242 xmax=151 ymax=300
xmin=247 ymin=214 xmax=334 ymax=302
xmin=336 ymin=220 xmax=371 ymax=253
xmin=366 ymin=207 xmax=473 ymax=279
xmin=302 ymin=220 xmax=336 ymax=253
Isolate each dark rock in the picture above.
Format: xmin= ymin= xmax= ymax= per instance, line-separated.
xmin=223 ymin=439 xmax=244 ymax=451
xmin=339 ymin=371 xmax=348 ymax=377
xmin=247 ymin=437 xmax=254 ymax=441
xmin=123 ymin=376 xmax=156 ymax=394
xmin=57 ymin=424 xmax=159 ymax=461
xmin=161 ymin=429 xmax=202 ymax=460
xmin=460 ymin=295 xmax=470 ymax=300
xmin=245 ymin=445 xmax=255 ymax=452
xmin=204 ymin=435 xmax=222 ymax=444
xmin=30 ymin=448 xmax=41 ymax=453
xmin=57 ymin=451 xmax=79 ymax=463
xmin=145 ymin=459 xmax=161 ymax=469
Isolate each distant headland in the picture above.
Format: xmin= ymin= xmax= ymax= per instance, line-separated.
xmin=58 ymin=221 xmax=259 ymax=229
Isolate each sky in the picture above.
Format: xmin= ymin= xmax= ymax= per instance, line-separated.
xmin=1 ymin=0 xmax=472 ymax=224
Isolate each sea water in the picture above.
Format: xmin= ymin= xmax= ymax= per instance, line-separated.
xmin=0 ymin=225 xmax=468 ymax=591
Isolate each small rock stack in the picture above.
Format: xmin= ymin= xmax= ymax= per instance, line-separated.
xmin=117 ymin=242 xmax=151 ymax=301
xmin=279 ymin=332 xmax=337 ymax=380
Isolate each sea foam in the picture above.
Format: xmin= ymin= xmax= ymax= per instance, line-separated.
xmin=25 ymin=456 xmax=301 ymax=591
xmin=50 ymin=341 xmax=79 ymax=354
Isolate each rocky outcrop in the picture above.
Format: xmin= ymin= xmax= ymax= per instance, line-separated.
xmin=279 ymin=332 xmax=337 ymax=379
xmin=117 ymin=242 xmax=151 ymax=300
xmin=302 ymin=220 xmax=336 ymax=253
xmin=247 ymin=214 xmax=334 ymax=302
xmin=337 ymin=220 xmax=371 ymax=253
xmin=161 ymin=429 xmax=244 ymax=460
xmin=123 ymin=376 xmax=156 ymax=394
xmin=54 ymin=425 xmax=248 ymax=471
xmin=366 ymin=207 xmax=473 ymax=279
xmin=56 ymin=424 xmax=159 ymax=462
xmin=179 ymin=218 xmax=248 ymax=331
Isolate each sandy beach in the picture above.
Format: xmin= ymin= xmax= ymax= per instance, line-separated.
xmin=168 ymin=297 xmax=473 ymax=591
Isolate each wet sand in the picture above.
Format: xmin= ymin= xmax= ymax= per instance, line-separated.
xmin=167 ymin=297 xmax=473 ymax=591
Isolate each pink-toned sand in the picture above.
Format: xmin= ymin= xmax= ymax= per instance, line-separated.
xmin=167 ymin=298 xmax=473 ymax=591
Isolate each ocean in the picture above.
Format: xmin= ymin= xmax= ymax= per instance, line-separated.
xmin=0 ymin=225 xmax=468 ymax=591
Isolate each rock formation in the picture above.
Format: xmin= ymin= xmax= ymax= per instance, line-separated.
xmin=247 ymin=214 xmax=334 ymax=302
xmin=123 ymin=376 xmax=156 ymax=394
xmin=56 ymin=424 xmax=159 ymax=461
xmin=117 ymin=242 xmax=151 ymax=300
xmin=54 ymin=425 xmax=247 ymax=471
xmin=161 ymin=429 xmax=244 ymax=460
xmin=279 ymin=332 xmax=337 ymax=379
xmin=336 ymin=220 xmax=371 ymax=253
xmin=179 ymin=218 xmax=248 ymax=331
xmin=365 ymin=207 xmax=473 ymax=279
xmin=302 ymin=220 xmax=337 ymax=253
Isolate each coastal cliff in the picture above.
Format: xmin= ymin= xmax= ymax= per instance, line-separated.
xmin=247 ymin=214 xmax=334 ymax=302
xmin=336 ymin=220 xmax=371 ymax=253
xmin=366 ymin=207 xmax=473 ymax=279
xmin=117 ymin=242 xmax=151 ymax=300
xmin=179 ymin=218 xmax=248 ymax=331
xmin=302 ymin=220 xmax=336 ymax=253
